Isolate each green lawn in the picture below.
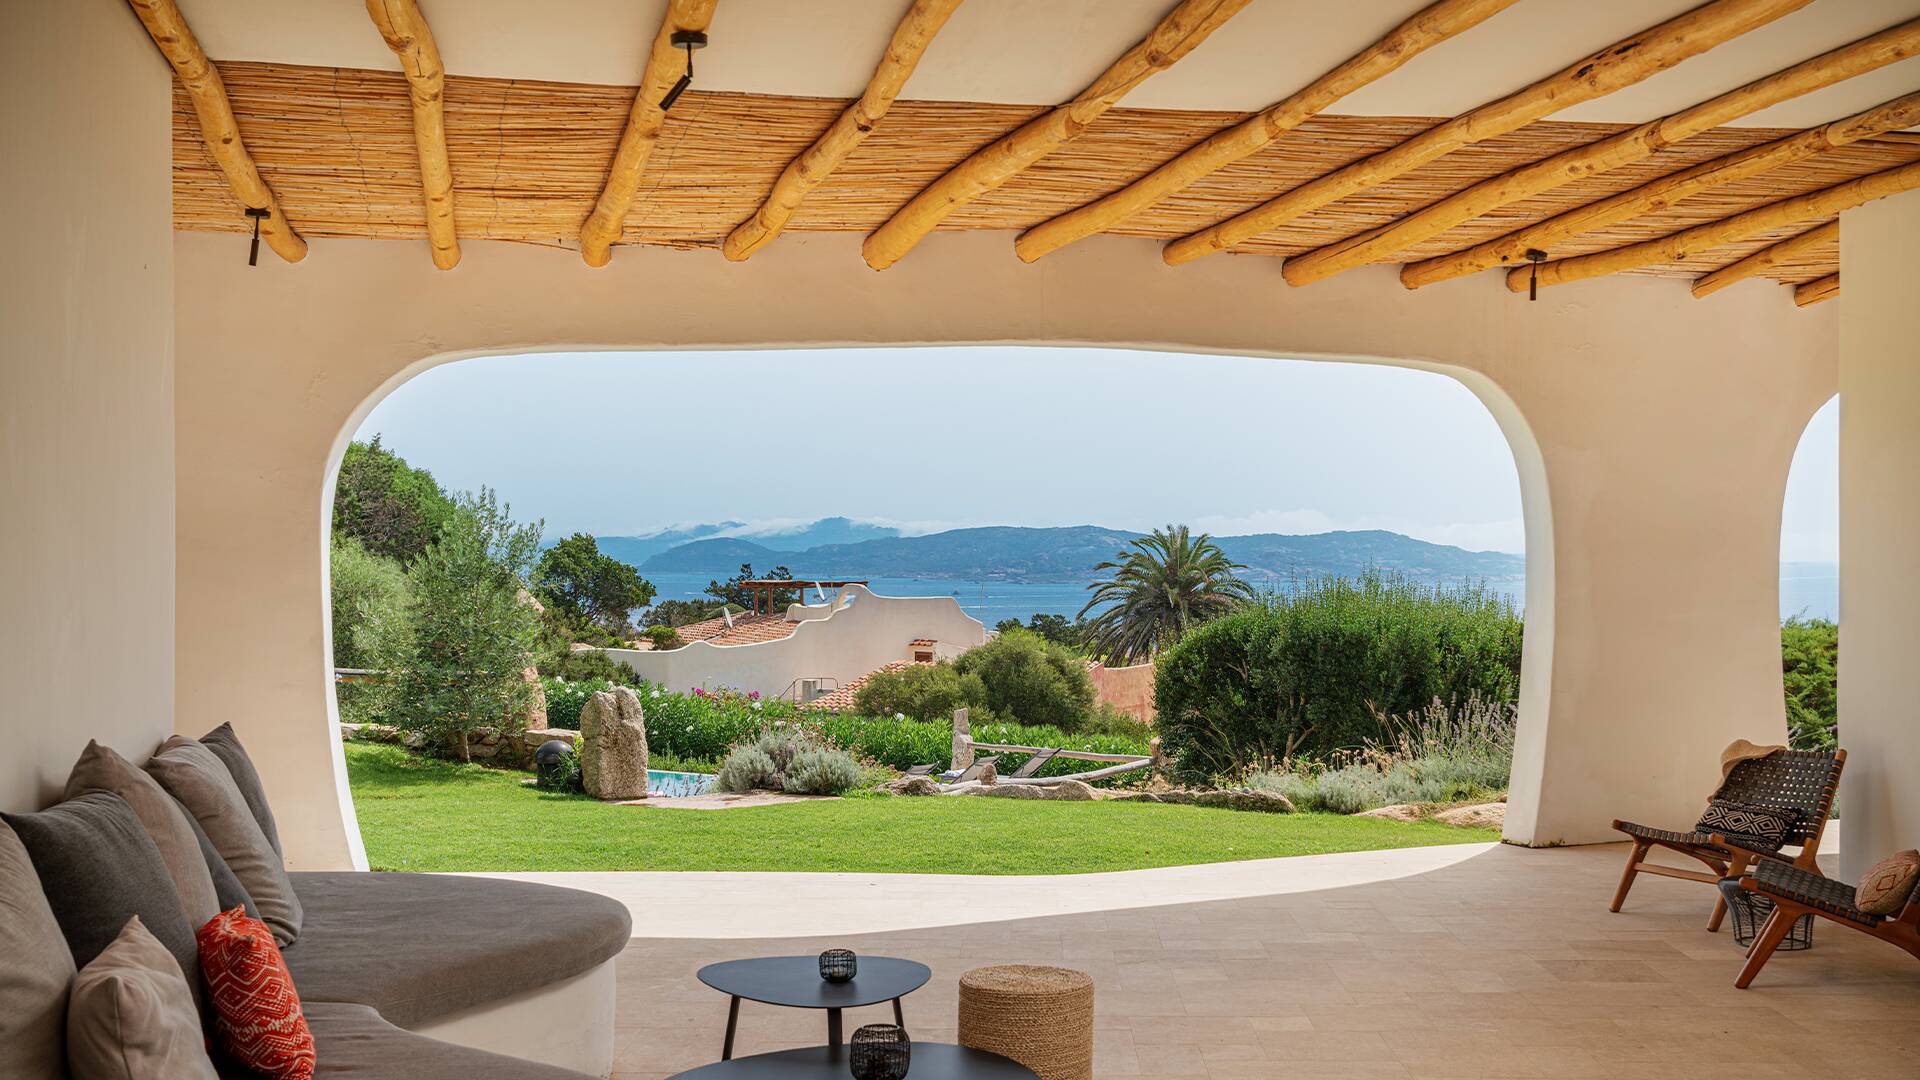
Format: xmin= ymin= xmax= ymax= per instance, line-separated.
xmin=346 ymin=742 xmax=1497 ymax=874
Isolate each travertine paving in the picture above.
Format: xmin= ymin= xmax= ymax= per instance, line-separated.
xmin=598 ymin=841 xmax=1920 ymax=1079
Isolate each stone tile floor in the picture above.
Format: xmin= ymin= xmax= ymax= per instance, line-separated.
xmin=605 ymin=842 xmax=1920 ymax=1079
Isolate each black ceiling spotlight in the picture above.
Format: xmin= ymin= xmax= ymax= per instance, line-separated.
xmin=658 ymin=30 xmax=708 ymax=111
xmin=1524 ymin=248 xmax=1548 ymax=301
xmin=245 ymin=207 xmax=271 ymax=266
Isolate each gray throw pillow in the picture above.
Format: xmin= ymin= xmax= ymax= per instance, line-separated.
xmin=63 ymin=740 xmax=221 ymax=928
xmin=175 ymin=795 xmax=260 ymax=920
xmin=67 ymin=916 xmax=218 ymax=1080
xmin=145 ymin=736 xmax=303 ymax=946
xmin=0 ymin=820 xmax=76 ymax=1079
xmin=200 ymin=723 xmax=284 ymax=858
xmin=0 ymin=793 xmax=199 ymax=994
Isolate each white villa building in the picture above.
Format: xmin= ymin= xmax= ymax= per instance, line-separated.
xmin=602 ymin=583 xmax=987 ymax=702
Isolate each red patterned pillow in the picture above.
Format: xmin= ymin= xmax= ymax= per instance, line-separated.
xmin=197 ymin=907 xmax=315 ymax=1079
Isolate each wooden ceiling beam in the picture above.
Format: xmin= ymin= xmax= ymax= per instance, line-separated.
xmin=580 ymin=0 xmax=718 ymax=268
xmin=1690 ymin=219 xmax=1837 ymax=297
xmin=127 ymin=0 xmax=306 ymax=263
xmin=1161 ymin=0 xmax=1812 ymax=267
xmin=1285 ymin=18 xmax=1920 ymax=287
xmin=366 ymin=0 xmax=459 ymax=270
xmin=724 ymin=0 xmax=962 ymax=263
xmin=1793 ymin=273 xmax=1839 ymax=305
xmin=1508 ymin=159 xmax=1920 ymax=293
xmin=861 ymin=0 xmax=1250 ymax=271
xmin=1402 ymin=91 xmax=1920 ymax=288
xmin=1012 ymin=0 xmax=1519 ymax=264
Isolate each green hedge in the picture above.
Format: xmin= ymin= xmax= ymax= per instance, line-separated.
xmin=538 ymin=678 xmax=1148 ymax=778
xmin=1155 ymin=572 xmax=1523 ymax=781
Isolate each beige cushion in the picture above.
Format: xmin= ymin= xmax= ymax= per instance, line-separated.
xmin=146 ymin=736 xmax=303 ymax=946
xmin=1856 ymin=849 xmax=1920 ymax=916
xmin=64 ymin=740 xmax=221 ymax=928
xmin=0 ymin=820 xmax=76 ymax=1079
xmin=67 ymin=916 xmax=218 ymax=1080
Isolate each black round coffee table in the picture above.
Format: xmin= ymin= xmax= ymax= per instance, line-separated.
xmin=697 ymin=955 xmax=932 ymax=1060
xmin=667 ymin=1043 xmax=1037 ymax=1079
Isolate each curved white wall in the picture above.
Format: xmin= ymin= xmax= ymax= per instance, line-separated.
xmin=605 ymin=585 xmax=986 ymax=698
xmin=172 ymin=229 xmax=1835 ymax=869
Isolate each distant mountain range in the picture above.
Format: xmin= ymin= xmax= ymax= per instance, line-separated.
xmin=593 ymin=517 xmax=901 ymax=568
xmin=610 ymin=520 xmax=1525 ymax=585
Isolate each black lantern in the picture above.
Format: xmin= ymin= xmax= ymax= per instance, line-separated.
xmin=1717 ymin=877 xmax=1814 ymax=950
xmin=849 ymin=1024 xmax=911 ymax=1080
xmin=534 ymin=740 xmax=575 ymax=792
xmin=818 ymin=949 xmax=857 ymax=983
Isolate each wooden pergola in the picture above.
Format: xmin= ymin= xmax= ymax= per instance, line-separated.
xmin=140 ymin=0 xmax=1920 ymax=305
xmin=741 ymin=580 xmax=867 ymax=616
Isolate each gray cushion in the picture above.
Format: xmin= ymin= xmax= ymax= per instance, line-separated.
xmin=1 ymin=793 xmax=199 ymax=989
xmin=0 ymin=820 xmax=76 ymax=1079
xmin=177 ymin=795 xmax=260 ymax=920
xmin=145 ymin=736 xmax=303 ymax=946
xmin=67 ymin=916 xmax=218 ymax=1080
xmin=214 ymin=1002 xmax=591 ymax=1079
xmin=64 ymin=740 xmax=222 ymax=927
xmin=280 ymin=872 xmax=631 ymax=1028
xmin=200 ymin=723 xmax=284 ymax=858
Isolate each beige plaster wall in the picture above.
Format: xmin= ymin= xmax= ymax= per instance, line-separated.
xmin=173 ymin=229 xmax=1834 ymax=869
xmin=1090 ymin=662 xmax=1157 ymax=725
xmin=1 ymin=4 xmax=175 ymax=811
xmin=1838 ymin=191 xmax=1920 ymax=879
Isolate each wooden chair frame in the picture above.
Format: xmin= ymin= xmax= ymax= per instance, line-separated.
xmin=1609 ymin=748 xmax=1845 ymax=931
xmin=1733 ymin=870 xmax=1920 ymax=988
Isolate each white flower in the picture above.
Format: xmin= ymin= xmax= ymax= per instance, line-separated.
xmin=895 ymin=713 xmax=906 ymax=721
xmin=751 ymin=701 xmax=763 ymax=711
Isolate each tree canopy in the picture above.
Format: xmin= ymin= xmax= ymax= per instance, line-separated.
xmin=535 ymin=533 xmax=655 ymax=633
xmin=1079 ymin=524 xmax=1256 ymax=664
xmin=332 ymin=436 xmax=457 ymax=564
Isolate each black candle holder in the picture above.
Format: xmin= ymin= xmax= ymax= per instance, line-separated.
xmin=818 ymin=948 xmax=858 ymax=983
xmin=849 ymin=1023 xmax=911 ymax=1080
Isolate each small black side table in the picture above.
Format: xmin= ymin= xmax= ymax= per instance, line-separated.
xmin=667 ymin=1043 xmax=1037 ymax=1079
xmin=697 ymin=955 xmax=932 ymax=1061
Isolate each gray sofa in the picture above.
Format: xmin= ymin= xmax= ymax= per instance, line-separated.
xmin=217 ymin=872 xmax=632 ymax=1078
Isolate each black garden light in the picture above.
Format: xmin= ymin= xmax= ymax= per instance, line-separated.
xmin=658 ymin=30 xmax=708 ymax=111
xmin=534 ymin=739 xmax=575 ymax=792
xmin=1524 ymin=248 xmax=1548 ymax=301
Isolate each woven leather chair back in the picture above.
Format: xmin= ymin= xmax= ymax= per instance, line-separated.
xmin=1714 ymin=748 xmax=1846 ymax=846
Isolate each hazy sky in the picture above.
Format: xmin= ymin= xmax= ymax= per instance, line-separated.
xmin=355 ymin=347 xmax=1839 ymax=561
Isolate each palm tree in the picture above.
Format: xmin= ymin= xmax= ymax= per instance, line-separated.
xmin=1078 ymin=525 xmax=1256 ymax=664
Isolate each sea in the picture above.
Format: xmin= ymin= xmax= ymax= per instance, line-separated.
xmin=642 ymin=563 xmax=1840 ymax=628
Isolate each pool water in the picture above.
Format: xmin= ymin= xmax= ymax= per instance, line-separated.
xmin=648 ymin=769 xmax=716 ymax=797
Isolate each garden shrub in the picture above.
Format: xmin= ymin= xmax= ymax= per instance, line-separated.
xmin=781 ymin=748 xmax=862 ymax=795
xmin=715 ymin=746 xmax=778 ymax=793
xmin=646 ymin=625 xmax=683 ymax=650
xmin=853 ymin=663 xmax=988 ymax=724
xmin=952 ymin=629 xmax=1095 ymax=730
xmin=1155 ymin=572 xmax=1522 ymax=781
xmin=1243 ymin=693 xmax=1517 ymax=813
xmin=1781 ymin=617 xmax=1836 ymax=750
xmin=329 ymin=535 xmax=410 ymax=669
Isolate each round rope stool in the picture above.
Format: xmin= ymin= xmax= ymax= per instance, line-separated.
xmin=957 ymin=965 xmax=1093 ymax=1080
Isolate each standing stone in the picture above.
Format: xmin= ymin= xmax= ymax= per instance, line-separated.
xmin=518 ymin=666 xmax=549 ymax=731
xmin=578 ymin=687 xmax=649 ymax=800
xmin=950 ymin=707 xmax=974 ymax=772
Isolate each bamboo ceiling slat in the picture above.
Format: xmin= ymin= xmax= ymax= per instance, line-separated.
xmin=173 ymin=62 xmax=1920 ymax=283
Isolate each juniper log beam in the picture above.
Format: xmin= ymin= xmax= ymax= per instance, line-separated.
xmin=579 ymin=0 xmax=719 ymax=268
xmin=1402 ymin=90 xmax=1920 ymax=288
xmin=126 ymin=0 xmax=306 ymax=263
xmin=1691 ymin=220 xmax=1838 ymax=297
xmin=724 ymin=0 xmax=963 ymax=262
xmin=1161 ymin=0 xmax=1811 ymax=267
xmin=1284 ymin=17 xmax=1920 ymax=287
xmin=1793 ymin=273 xmax=1839 ymax=305
xmin=1011 ymin=0 xmax=1519 ymax=264
xmin=861 ymin=0 xmax=1250 ymax=270
xmin=367 ymin=0 xmax=460 ymax=269
xmin=1509 ymin=160 xmax=1920 ymax=293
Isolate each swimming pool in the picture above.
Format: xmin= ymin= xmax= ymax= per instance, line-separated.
xmin=648 ymin=769 xmax=716 ymax=797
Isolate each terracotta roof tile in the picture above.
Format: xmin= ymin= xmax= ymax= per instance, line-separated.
xmin=805 ymin=660 xmax=922 ymax=712
xmin=671 ymin=613 xmax=800 ymax=647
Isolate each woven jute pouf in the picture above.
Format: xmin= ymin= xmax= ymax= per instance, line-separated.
xmin=957 ymin=965 xmax=1094 ymax=1080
